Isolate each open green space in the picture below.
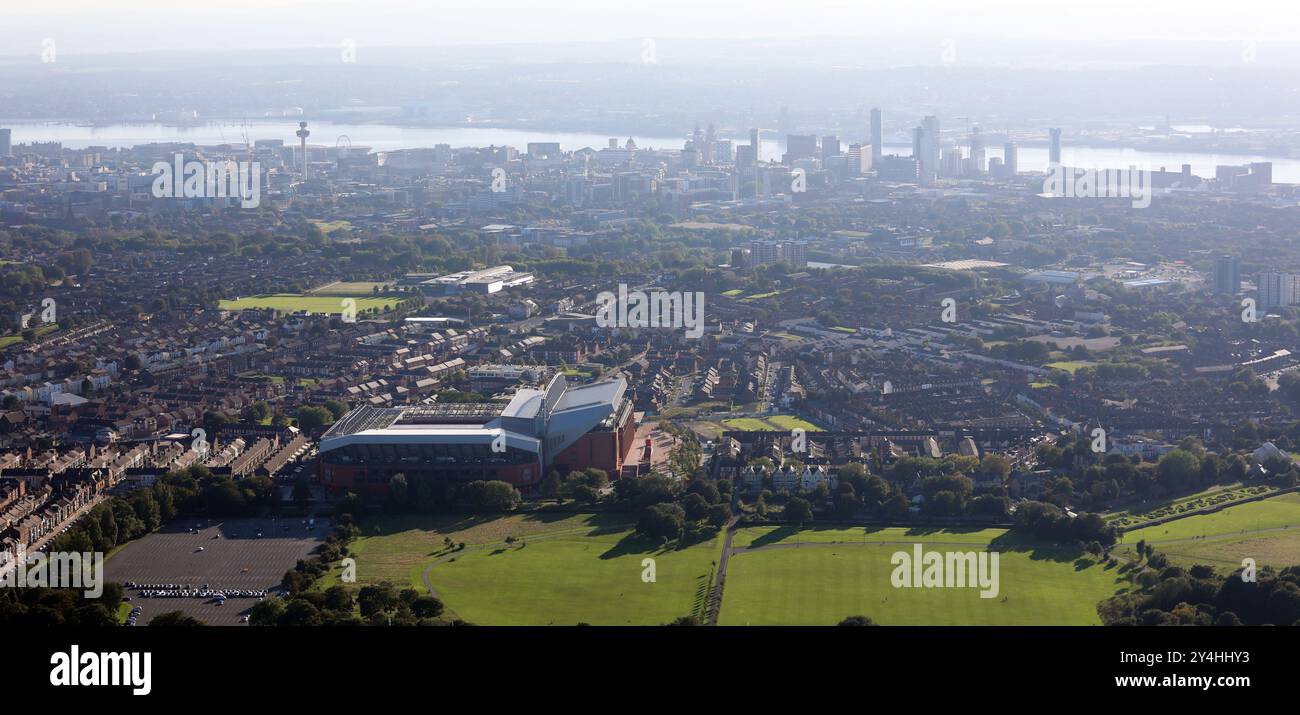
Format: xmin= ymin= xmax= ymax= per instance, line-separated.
xmin=1045 ymin=360 xmax=1096 ymax=374
xmin=717 ymin=415 xmax=820 ymax=433
xmin=329 ymin=512 xmax=720 ymax=625
xmin=1113 ymin=492 xmax=1300 ymax=569
xmin=764 ymin=415 xmax=822 ymax=432
xmin=308 ymin=280 xmax=393 ymax=295
xmin=721 ymin=417 xmax=774 ymax=431
xmin=0 ymin=323 xmax=57 ymax=349
xmin=218 ymin=293 xmax=400 ymax=314
xmin=719 ymin=526 xmax=1128 ymax=625
xmin=308 ymin=219 xmax=354 ymax=235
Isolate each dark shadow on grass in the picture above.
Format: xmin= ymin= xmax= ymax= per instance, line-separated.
xmin=598 ymin=532 xmax=674 ymax=559
xmin=360 ymin=513 xmax=499 ymax=536
xmin=518 ymin=509 xmax=635 ymax=535
xmin=987 ymin=532 xmax=1085 ymax=563
xmin=746 ymin=525 xmax=800 ymax=549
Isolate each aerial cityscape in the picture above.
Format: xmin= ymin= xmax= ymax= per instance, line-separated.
xmin=0 ymin=3 xmax=1297 ymax=693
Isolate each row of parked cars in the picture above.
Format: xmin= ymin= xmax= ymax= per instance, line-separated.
xmin=124 ymin=605 xmax=143 ymax=626
xmin=137 ymin=588 xmax=266 ymax=600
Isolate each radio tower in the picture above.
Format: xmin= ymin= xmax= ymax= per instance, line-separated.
xmin=296 ymin=121 xmax=311 ymax=181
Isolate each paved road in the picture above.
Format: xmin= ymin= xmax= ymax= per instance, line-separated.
xmin=706 ymin=517 xmax=738 ymax=625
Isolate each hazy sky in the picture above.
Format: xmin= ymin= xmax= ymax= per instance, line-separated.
xmin=5 ymin=0 xmax=1300 ymax=55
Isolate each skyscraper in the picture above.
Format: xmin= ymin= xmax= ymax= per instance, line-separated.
xmin=786 ymin=134 xmax=818 ymax=162
xmin=1258 ymin=272 xmax=1300 ymax=309
xmin=913 ymin=116 xmax=940 ymax=183
xmin=749 ymin=128 xmax=762 ymax=163
xmin=967 ymin=126 xmax=986 ymax=176
xmin=0 ymin=128 xmax=10 ymax=157
xmin=750 ymin=239 xmax=781 ymax=265
xmin=1214 ymin=255 xmax=1240 ymax=295
xmin=1049 ymin=128 xmax=1062 ymax=166
xmin=821 ymin=135 xmax=841 ymax=158
xmin=1003 ymin=142 xmax=1019 ymax=176
xmin=870 ymin=108 xmax=883 ymax=163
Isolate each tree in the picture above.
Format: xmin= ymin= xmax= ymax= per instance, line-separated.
xmin=540 ymin=471 xmax=563 ymax=502
xmin=681 ymin=492 xmax=711 ymax=521
xmin=279 ymin=600 xmax=323 ymax=627
xmin=296 ymin=406 xmax=335 ymax=432
xmin=246 ymin=401 xmax=272 ymax=422
xmin=149 ymin=611 xmax=204 ymax=627
xmin=460 ymin=480 xmax=521 ymax=511
xmin=358 ymin=583 xmax=400 ymax=618
xmin=785 ymin=497 xmax=813 ymax=525
xmin=637 ymin=503 xmax=686 ymax=543
xmin=881 ymin=490 xmax=910 ymax=518
xmin=410 ymin=595 xmax=445 ymax=618
xmin=686 ymin=479 xmax=721 ymax=504
xmin=323 ymin=585 xmax=354 ymax=612
xmin=1156 ymin=449 xmax=1201 ymax=492
xmin=706 ymin=503 xmax=732 ymax=528
xmin=838 ymin=615 xmax=877 ymax=626
xmin=975 ymin=454 xmax=1011 ymax=483
xmin=124 ymin=353 xmax=143 ymax=371
xmin=322 ymin=400 xmax=349 ymax=421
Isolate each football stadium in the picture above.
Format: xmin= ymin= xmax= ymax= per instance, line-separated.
xmin=318 ymin=375 xmax=637 ymax=496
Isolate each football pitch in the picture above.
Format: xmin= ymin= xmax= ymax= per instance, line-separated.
xmin=218 ymin=293 xmax=402 ymax=314
xmin=718 ymin=526 xmax=1129 ymax=625
xmin=333 ymin=512 xmax=722 ymax=625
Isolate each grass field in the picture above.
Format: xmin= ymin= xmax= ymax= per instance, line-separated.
xmin=722 ymin=417 xmax=775 ymax=431
xmin=1045 ymin=360 xmax=1096 ymax=374
xmin=308 ymin=281 xmax=393 ymax=296
xmin=309 ymin=219 xmax=353 ymax=235
xmin=719 ymin=415 xmax=820 ymax=433
xmin=330 ymin=512 xmax=720 ymax=625
xmin=720 ymin=526 xmax=1128 ymax=625
xmin=218 ymin=294 xmax=400 ymax=314
xmin=1112 ymin=492 xmax=1300 ymax=570
xmin=765 ymin=415 xmax=822 ymax=432
xmin=0 ymin=323 xmax=57 ymax=349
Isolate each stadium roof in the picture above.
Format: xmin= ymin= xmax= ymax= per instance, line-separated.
xmin=320 ymin=376 xmax=628 ymax=466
